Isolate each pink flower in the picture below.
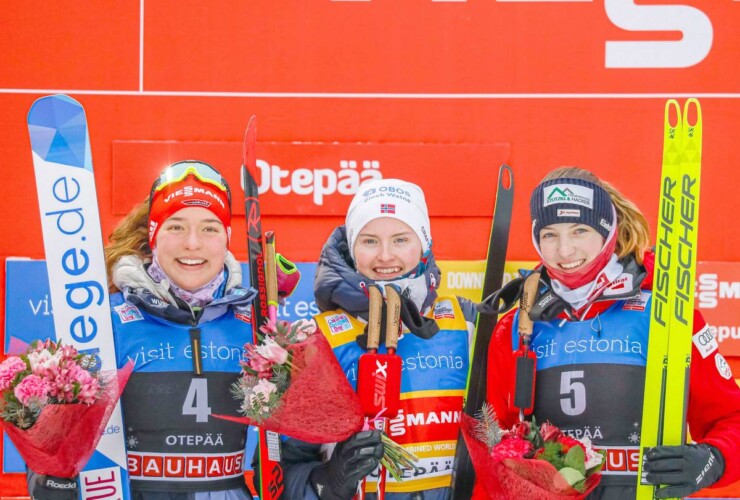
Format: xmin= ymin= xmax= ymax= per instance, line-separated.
xmin=259 ymin=317 xmax=279 ymax=336
xmin=14 ymin=374 xmax=51 ymax=407
xmin=0 ymin=357 xmax=27 ymax=391
xmin=539 ymin=421 xmax=562 ymax=442
xmin=256 ymin=337 xmax=289 ymax=365
xmin=491 ymin=437 xmax=534 ymax=460
xmin=509 ymin=420 xmax=532 ymax=440
xmin=248 ymin=355 xmax=274 ymax=376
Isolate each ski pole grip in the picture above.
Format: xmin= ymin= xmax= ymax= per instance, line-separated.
xmin=518 ymin=272 xmax=541 ymax=339
xmin=367 ymin=285 xmax=383 ymax=351
xmin=384 ymin=285 xmax=401 ymax=351
xmin=264 ymin=231 xmax=278 ymax=311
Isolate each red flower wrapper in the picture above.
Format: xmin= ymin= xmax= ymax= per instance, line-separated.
xmin=462 ymin=414 xmax=602 ymax=500
xmin=216 ymin=331 xmax=365 ymax=444
xmin=0 ymin=361 xmax=133 ymax=478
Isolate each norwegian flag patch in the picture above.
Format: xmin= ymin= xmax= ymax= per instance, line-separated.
xmin=380 ymin=203 xmax=396 ymax=214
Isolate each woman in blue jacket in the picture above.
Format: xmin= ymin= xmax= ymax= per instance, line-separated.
xmin=281 ymin=179 xmax=477 ymax=500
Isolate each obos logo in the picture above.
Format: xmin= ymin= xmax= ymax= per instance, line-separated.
xmin=433 ymin=300 xmax=455 ymax=320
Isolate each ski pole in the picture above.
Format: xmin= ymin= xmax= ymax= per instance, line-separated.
xmin=515 ymin=272 xmax=540 ymax=422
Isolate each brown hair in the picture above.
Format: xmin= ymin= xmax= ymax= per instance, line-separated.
xmin=105 ymin=197 xmax=151 ymax=291
xmin=541 ymin=167 xmax=651 ymax=264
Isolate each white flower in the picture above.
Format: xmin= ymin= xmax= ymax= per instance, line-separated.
xmin=581 ymin=437 xmax=604 ymax=470
xmin=27 ymin=349 xmax=62 ymax=375
xmin=248 ymin=378 xmax=278 ymax=408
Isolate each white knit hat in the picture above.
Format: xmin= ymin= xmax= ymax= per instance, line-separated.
xmin=345 ymin=178 xmax=432 ymax=262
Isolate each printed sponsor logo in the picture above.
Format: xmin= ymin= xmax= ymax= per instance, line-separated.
xmin=622 ymin=291 xmax=649 ymax=312
xmin=596 ymin=446 xmax=640 ymax=475
xmin=599 ymin=218 xmax=612 ymax=232
xmin=715 ymin=353 xmax=733 ymax=380
xmin=388 ymin=407 xmax=462 ymax=439
xmin=433 ymin=300 xmax=455 ymax=320
xmin=557 ymin=208 xmax=581 ymax=218
xmin=697 ymin=273 xmax=740 ymax=309
xmin=326 ymin=313 xmax=352 ymax=335
xmin=114 ymin=303 xmax=144 ymax=323
xmin=182 ymin=199 xmax=212 ymax=208
xmin=257 ymin=159 xmax=383 ymax=206
xmin=46 ymin=479 xmax=77 ymax=489
xmin=692 ymin=325 xmax=718 ymax=359
xmin=543 ymin=184 xmax=594 ymax=209
xmin=164 ymin=186 xmax=226 ymax=209
xmin=127 ymin=451 xmax=244 ymax=480
xmin=234 ymin=305 xmax=252 ymax=324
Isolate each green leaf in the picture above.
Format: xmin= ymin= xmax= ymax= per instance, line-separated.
xmin=564 ymin=445 xmax=586 ymax=475
xmin=558 ymin=466 xmax=585 ymax=487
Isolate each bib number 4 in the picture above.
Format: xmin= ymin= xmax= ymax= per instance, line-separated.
xmin=183 ymin=378 xmax=212 ymax=422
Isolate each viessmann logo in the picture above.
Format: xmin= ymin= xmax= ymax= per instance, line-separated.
xmin=543 ymin=184 xmax=594 ymax=209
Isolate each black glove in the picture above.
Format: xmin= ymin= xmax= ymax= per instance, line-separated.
xmin=309 ymin=430 xmax=384 ymax=500
xmin=643 ymin=443 xmax=725 ymax=499
xmin=26 ymin=471 xmax=78 ymax=500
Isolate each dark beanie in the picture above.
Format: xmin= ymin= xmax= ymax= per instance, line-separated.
xmin=530 ymin=177 xmax=615 ymax=244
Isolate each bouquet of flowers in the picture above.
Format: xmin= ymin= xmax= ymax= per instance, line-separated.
xmin=0 ymin=339 xmax=132 ymax=477
xmin=463 ymin=403 xmax=604 ymax=500
xmin=215 ymin=319 xmax=418 ymax=480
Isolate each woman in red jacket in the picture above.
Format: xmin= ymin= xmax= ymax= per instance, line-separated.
xmin=485 ymin=166 xmax=740 ymax=499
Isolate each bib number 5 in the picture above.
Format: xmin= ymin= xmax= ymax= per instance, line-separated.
xmin=560 ymin=370 xmax=586 ymax=416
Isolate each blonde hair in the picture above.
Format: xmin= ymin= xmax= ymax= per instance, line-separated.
xmin=541 ymin=167 xmax=651 ymax=264
xmin=105 ymin=197 xmax=151 ymax=291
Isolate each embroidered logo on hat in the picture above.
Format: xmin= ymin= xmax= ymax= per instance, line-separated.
xmin=544 ymin=184 xmax=594 ymax=209
xmin=380 ymin=203 xmax=396 ymax=214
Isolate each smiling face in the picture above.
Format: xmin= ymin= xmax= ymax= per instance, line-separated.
xmin=154 ymin=207 xmax=228 ymax=290
xmin=352 ymin=217 xmax=423 ymax=280
xmin=538 ymin=223 xmax=606 ymax=274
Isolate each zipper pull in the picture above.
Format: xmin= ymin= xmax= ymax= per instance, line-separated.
xmin=189 ymin=327 xmax=203 ymax=375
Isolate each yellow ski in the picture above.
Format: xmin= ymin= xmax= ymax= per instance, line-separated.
xmin=637 ymin=99 xmax=702 ymax=500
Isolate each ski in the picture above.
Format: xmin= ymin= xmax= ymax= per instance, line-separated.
xmin=637 ymin=98 xmax=702 ymax=500
xmin=27 ymin=94 xmax=130 ymax=499
xmin=241 ymin=116 xmax=285 ymax=500
xmin=451 ymin=164 xmax=514 ymax=499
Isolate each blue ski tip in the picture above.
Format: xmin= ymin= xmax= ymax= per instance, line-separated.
xmin=27 ymin=94 xmax=92 ymax=171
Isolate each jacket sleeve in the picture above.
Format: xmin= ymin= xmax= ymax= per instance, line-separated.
xmin=686 ymin=309 xmax=740 ymax=488
xmin=279 ymin=437 xmax=323 ymax=499
xmin=485 ymin=309 xmax=521 ymax=429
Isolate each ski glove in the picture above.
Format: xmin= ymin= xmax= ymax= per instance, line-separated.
xmin=26 ymin=471 xmax=78 ymax=500
xmin=643 ymin=443 xmax=725 ymax=499
xmin=309 ymin=430 xmax=384 ymax=500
